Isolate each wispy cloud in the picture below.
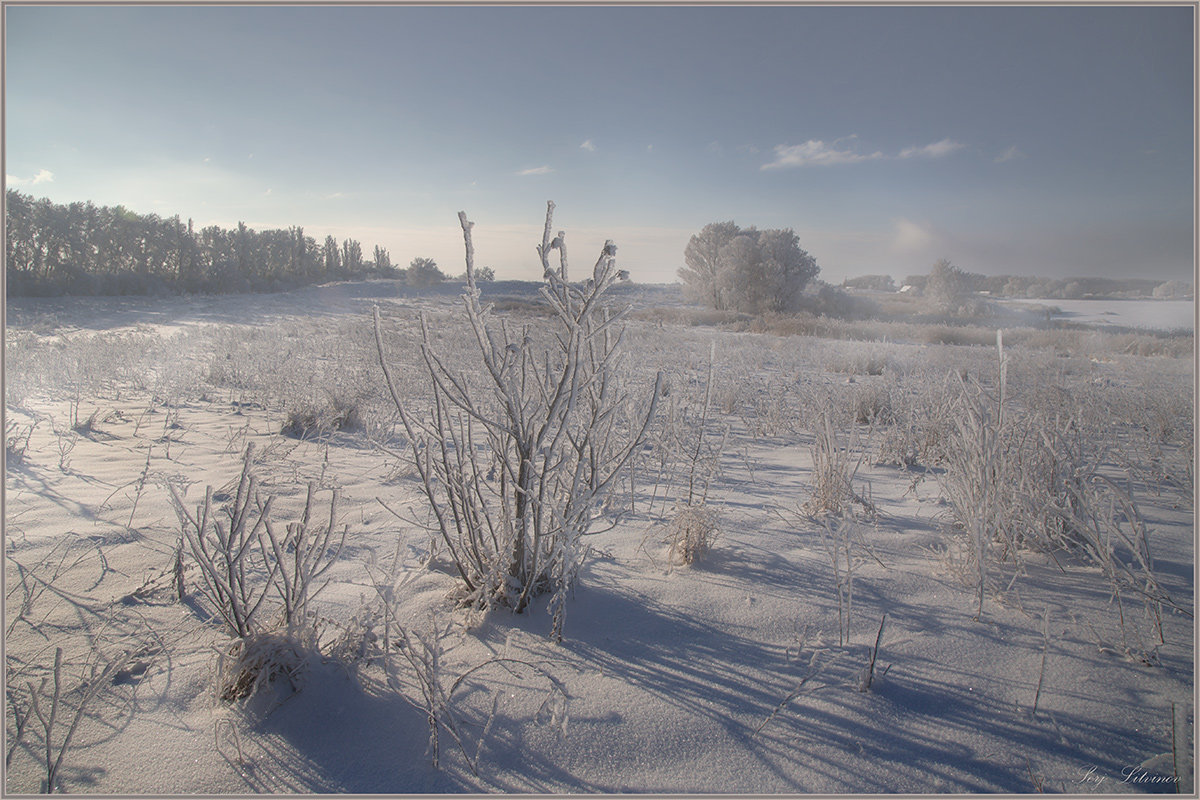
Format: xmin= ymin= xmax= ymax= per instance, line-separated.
xmin=995 ymin=145 xmax=1025 ymax=163
xmin=516 ymin=165 xmax=553 ymax=176
xmin=7 ymin=168 xmax=55 ymax=186
xmin=327 ymin=191 xmax=346 ymax=199
xmin=898 ymin=138 xmax=965 ymax=160
xmin=580 ymin=139 xmax=596 ymax=153
xmin=762 ymin=139 xmax=884 ymax=169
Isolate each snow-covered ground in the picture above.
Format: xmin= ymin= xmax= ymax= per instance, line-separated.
xmin=998 ymin=298 xmax=1195 ymax=332
xmin=4 ymin=282 xmax=1194 ymax=793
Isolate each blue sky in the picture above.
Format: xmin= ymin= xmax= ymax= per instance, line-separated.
xmin=6 ymin=4 xmax=1194 ymax=283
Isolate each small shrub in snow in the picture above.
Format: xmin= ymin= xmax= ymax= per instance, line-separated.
xmin=169 ymin=447 xmax=277 ymax=640
xmin=5 ymin=420 xmax=35 ymax=468
xmin=848 ymin=382 xmax=892 ymax=426
xmin=939 ymin=370 xmax=1015 ymax=618
xmin=666 ymin=501 xmax=720 ymax=566
xmin=359 ymin=589 xmax=570 ymax=776
xmin=803 ymin=414 xmax=874 ymax=519
xmin=168 ymin=445 xmax=346 ymax=701
xmin=281 ymin=392 xmax=365 ymax=439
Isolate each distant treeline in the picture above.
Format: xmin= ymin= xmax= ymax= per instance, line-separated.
xmin=5 ymin=190 xmax=402 ymax=296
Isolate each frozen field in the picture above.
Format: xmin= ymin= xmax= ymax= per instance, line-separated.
xmin=998 ymin=298 xmax=1195 ymax=332
xmin=4 ymin=280 xmax=1194 ymax=794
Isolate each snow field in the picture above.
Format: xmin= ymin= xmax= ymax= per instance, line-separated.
xmin=4 ymin=283 xmax=1194 ymax=793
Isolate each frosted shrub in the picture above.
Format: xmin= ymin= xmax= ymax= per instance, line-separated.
xmin=11 ymin=646 xmax=130 ymax=793
xmin=281 ymin=390 xmax=366 ymax=439
xmin=666 ymin=502 xmax=720 ymax=566
xmin=848 ymin=381 xmax=892 ymax=426
xmin=803 ymin=414 xmax=874 ymax=519
xmin=169 ymin=445 xmax=346 ymax=700
xmin=5 ymin=420 xmax=35 ymax=468
xmin=659 ymin=343 xmax=726 ymax=566
xmin=374 ymin=203 xmax=662 ymax=641
xmin=940 ymin=372 xmax=1014 ymax=618
xmin=873 ymin=376 xmax=952 ymax=469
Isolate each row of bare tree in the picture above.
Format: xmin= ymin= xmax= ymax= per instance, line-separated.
xmin=5 ymin=190 xmax=397 ymax=296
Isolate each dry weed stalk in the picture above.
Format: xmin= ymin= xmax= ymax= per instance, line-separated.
xmin=370 ymin=584 xmax=569 ymax=777
xmin=858 ymin=613 xmax=888 ymax=692
xmin=20 ymin=647 xmax=130 ymax=793
xmin=666 ymin=342 xmax=726 ymax=566
xmin=820 ymin=514 xmax=857 ymax=646
xmin=6 ymin=539 xmax=103 ymax=639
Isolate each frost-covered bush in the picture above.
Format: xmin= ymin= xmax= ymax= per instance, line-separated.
xmin=281 ymin=390 xmax=367 ymax=439
xmin=666 ymin=501 xmax=720 ymax=566
xmin=374 ymin=203 xmax=662 ymax=640
xmin=169 ymin=445 xmax=346 ymax=700
xmin=804 ymin=414 xmax=874 ymax=519
xmin=847 ymin=382 xmax=892 ymax=426
xmin=937 ymin=338 xmax=1190 ymax=633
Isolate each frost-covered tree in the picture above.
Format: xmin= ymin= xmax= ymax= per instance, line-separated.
xmin=679 ymin=221 xmax=818 ymax=314
xmin=756 ymin=227 xmax=818 ymax=313
xmin=926 ymin=258 xmax=968 ymax=311
xmin=718 ymin=232 xmax=764 ymax=313
xmin=453 ymin=265 xmax=495 ymax=283
xmin=1153 ymin=279 xmax=1193 ymax=299
xmin=407 ymin=256 xmax=446 ymax=288
xmin=341 ymin=239 xmax=363 ymax=274
xmin=323 ymin=235 xmax=341 ymax=276
xmin=373 ymin=244 xmax=393 ymax=274
xmin=679 ymin=221 xmax=740 ymax=310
